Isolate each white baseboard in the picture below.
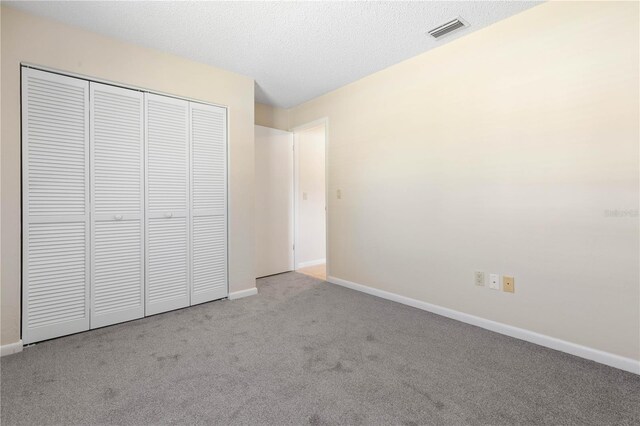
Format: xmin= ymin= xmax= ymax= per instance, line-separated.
xmin=228 ymin=287 xmax=258 ymax=300
xmin=297 ymin=258 xmax=326 ymax=269
xmin=328 ymin=275 xmax=640 ymax=375
xmin=1 ymin=340 xmax=23 ymax=357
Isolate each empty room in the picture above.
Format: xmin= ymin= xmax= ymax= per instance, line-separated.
xmin=1 ymin=1 xmax=639 ymax=425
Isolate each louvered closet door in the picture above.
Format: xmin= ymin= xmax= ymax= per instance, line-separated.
xmin=145 ymin=93 xmax=190 ymax=315
xmin=21 ymin=68 xmax=90 ymax=344
xmin=190 ymin=103 xmax=228 ymax=304
xmin=90 ymin=83 xmax=144 ymax=328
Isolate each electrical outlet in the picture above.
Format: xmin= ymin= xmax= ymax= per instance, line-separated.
xmin=303 ymin=192 xmax=308 ymax=200
xmin=489 ymin=274 xmax=500 ymax=290
xmin=337 ymin=189 xmax=342 ymax=199
xmin=474 ymin=271 xmax=485 ymax=286
xmin=503 ymin=276 xmax=514 ymax=293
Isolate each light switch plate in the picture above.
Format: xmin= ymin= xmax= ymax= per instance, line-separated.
xmin=489 ymin=274 xmax=500 ymax=290
xmin=337 ymin=189 xmax=342 ymax=199
xmin=303 ymin=192 xmax=308 ymax=200
xmin=503 ymin=276 xmax=514 ymax=293
xmin=474 ymin=271 xmax=485 ymax=286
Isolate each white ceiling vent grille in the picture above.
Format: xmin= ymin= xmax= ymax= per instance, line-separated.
xmin=428 ymin=18 xmax=468 ymax=40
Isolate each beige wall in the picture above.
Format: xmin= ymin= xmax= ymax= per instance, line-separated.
xmin=255 ymin=102 xmax=289 ymax=131
xmin=289 ymin=2 xmax=640 ymax=360
xmin=1 ymin=6 xmax=256 ymax=346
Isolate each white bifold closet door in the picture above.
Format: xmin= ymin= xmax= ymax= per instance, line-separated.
xmin=90 ymin=83 xmax=144 ymax=328
xmin=22 ymin=68 xmax=228 ymax=343
xmin=22 ymin=68 xmax=91 ymax=344
xmin=145 ymin=93 xmax=191 ymax=315
xmin=190 ymin=102 xmax=228 ymax=304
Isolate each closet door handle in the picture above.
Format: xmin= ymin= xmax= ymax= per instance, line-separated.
xmin=114 ymin=214 xmax=123 ymax=221
xmin=165 ymin=212 xmax=173 ymax=218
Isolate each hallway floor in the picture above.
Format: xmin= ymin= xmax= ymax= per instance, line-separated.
xmin=296 ymin=263 xmax=326 ymax=280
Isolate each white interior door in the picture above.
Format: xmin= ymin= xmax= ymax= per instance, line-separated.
xmin=190 ymin=103 xmax=228 ymax=304
xmin=294 ymin=125 xmax=326 ymax=269
xmin=255 ymin=125 xmax=294 ymax=278
xmin=21 ymin=67 xmax=90 ymax=344
xmin=90 ymin=82 xmax=144 ymax=328
xmin=145 ymin=93 xmax=190 ymax=315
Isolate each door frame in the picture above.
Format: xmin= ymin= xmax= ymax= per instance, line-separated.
xmin=290 ymin=118 xmax=329 ymax=277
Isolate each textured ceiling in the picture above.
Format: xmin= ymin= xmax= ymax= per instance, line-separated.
xmin=8 ymin=1 xmax=541 ymax=108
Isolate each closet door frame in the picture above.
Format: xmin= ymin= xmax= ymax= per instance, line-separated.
xmin=21 ymin=67 xmax=91 ymax=344
xmin=89 ymin=82 xmax=145 ymax=328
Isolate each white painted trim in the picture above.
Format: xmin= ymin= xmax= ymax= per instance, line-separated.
xmin=293 ymin=130 xmax=300 ymax=273
xmin=328 ymin=275 xmax=640 ymax=375
xmin=228 ymin=287 xmax=258 ymax=300
xmin=297 ymin=258 xmax=326 ymax=269
xmin=1 ymin=340 xmax=24 ymax=357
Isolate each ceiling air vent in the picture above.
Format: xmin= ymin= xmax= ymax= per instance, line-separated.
xmin=428 ymin=18 xmax=468 ymax=40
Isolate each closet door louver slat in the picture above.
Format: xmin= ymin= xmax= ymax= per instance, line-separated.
xmin=22 ymin=68 xmax=90 ymax=344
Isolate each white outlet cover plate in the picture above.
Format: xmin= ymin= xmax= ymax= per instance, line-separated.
xmin=489 ymin=274 xmax=500 ymax=290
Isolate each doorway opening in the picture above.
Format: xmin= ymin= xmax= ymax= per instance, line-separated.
xmin=293 ymin=120 xmax=327 ymax=281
